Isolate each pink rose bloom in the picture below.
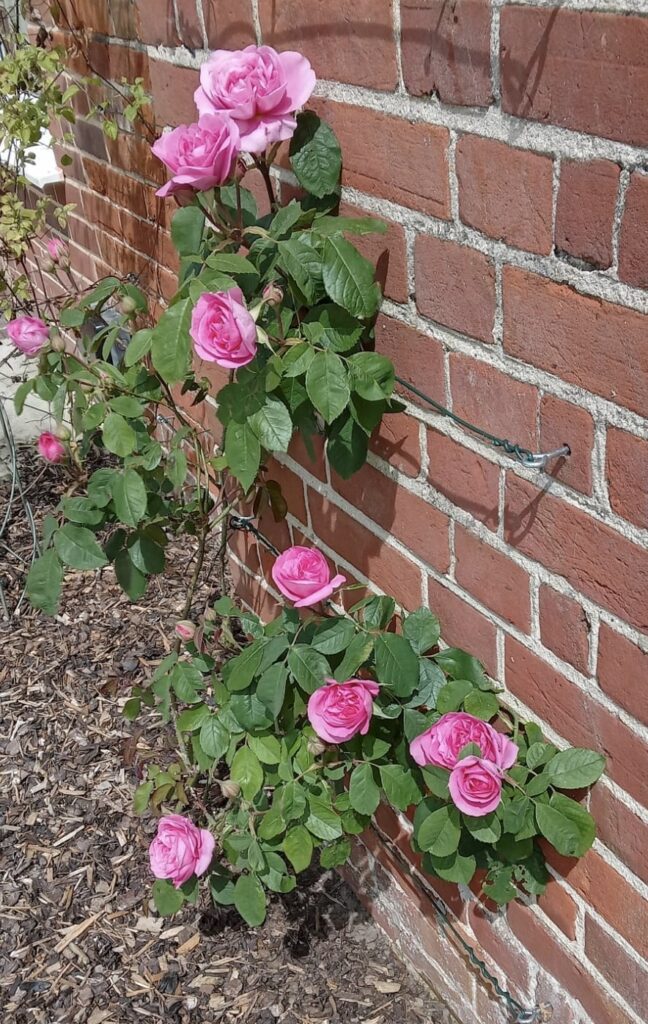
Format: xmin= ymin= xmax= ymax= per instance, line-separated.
xmin=308 ymin=677 xmax=379 ymax=744
xmin=152 ymin=112 xmax=240 ymax=197
xmin=45 ymin=237 xmax=67 ymax=263
xmin=190 ymin=287 xmax=257 ymax=368
xmin=149 ymin=814 xmax=215 ymax=889
xmin=6 ymin=315 xmax=49 ymax=356
xmin=272 ymin=546 xmax=346 ymax=607
xmin=449 ymin=756 xmax=504 ymax=816
xmin=194 ymin=45 xmax=316 ymax=153
xmin=175 ymin=620 xmax=196 ymax=641
xmin=37 ymin=432 xmax=66 ymax=463
xmin=410 ymin=712 xmax=517 ymax=771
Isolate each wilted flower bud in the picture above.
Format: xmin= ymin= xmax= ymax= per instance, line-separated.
xmin=307 ymin=736 xmax=327 ymax=757
xmin=50 ymin=330 xmax=65 ymax=353
xmin=120 ymin=295 xmax=137 ymax=316
xmin=175 ymin=620 xmax=196 ymax=642
xmin=234 ymin=156 xmax=248 ymax=182
xmin=46 ymin=237 xmax=67 ymax=264
xmin=262 ymin=282 xmax=283 ymax=307
xmin=55 ymin=423 xmax=71 ymax=440
xmin=220 ymin=779 xmax=240 ymax=800
xmin=42 ymin=256 xmax=55 ymax=274
xmin=203 ymin=607 xmax=218 ymax=623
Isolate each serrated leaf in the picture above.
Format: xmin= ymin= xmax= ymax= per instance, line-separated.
xmin=171 ymin=206 xmax=205 ymax=255
xmin=102 ymin=413 xmax=136 ymax=457
xmin=322 ymin=235 xmax=380 ymax=319
xmin=417 ymin=805 xmax=461 ymax=856
xmin=403 ymin=609 xmax=441 ymax=655
xmin=288 ymin=646 xmax=329 ymax=695
xmin=233 ymin=874 xmax=266 ymax=927
xmin=333 ymin=634 xmax=374 ymax=680
xmin=379 ymin=764 xmax=422 ymax=811
xmin=199 ymin=715 xmax=230 ymax=759
xmin=26 ymin=549 xmax=63 ymax=615
xmin=114 ymin=549 xmax=147 ymax=600
xmin=289 ymin=111 xmax=341 ymax=198
xmin=283 ymin=826 xmax=313 ymax=873
xmin=224 ymin=419 xmax=261 ymax=492
xmin=231 ymin=746 xmax=264 ymax=800
xmin=349 ymin=763 xmax=381 ymax=815
xmin=152 ymin=878 xmax=185 ymax=916
xmin=54 ymin=525 xmax=108 ymax=570
xmin=249 ymin=398 xmax=293 ymax=453
xmin=305 ymin=350 xmax=350 ymax=424
xmin=306 ymin=796 xmax=343 ymax=841
xmin=544 ymin=748 xmax=605 ymax=790
xmin=151 ymin=298 xmax=192 ymax=384
xmin=535 ymin=794 xmax=596 ymax=857
xmin=111 ymin=468 xmax=147 ymax=527
xmin=374 ymin=633 xmax=419 ymax=697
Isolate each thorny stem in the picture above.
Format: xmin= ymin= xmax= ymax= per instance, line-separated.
xmin=252 ymin=155 xmax=278 ymax=212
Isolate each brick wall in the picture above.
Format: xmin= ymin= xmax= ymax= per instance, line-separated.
xmin=39 ymin=2 xmax=648 ymax=1022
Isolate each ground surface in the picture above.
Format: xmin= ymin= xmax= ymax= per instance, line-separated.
xmin=0 ymin=451 xmax=453 ymax=1024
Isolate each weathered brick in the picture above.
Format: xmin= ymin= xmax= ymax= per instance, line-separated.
xmin=503 ymin=266 xmax=648 ymax=419
xmin=456 ymin=135 xmax=553 ymax=254
xmin=370 ymin=414 xmax=421 ymax=479
xmin=401 ymin=0 xmax=492 ymax=107
xmin=568 ymin=850 xmax=648 ymax=960
xmin=110 ymin=0 xmax=140 ymax=38
xmin=204 ymin=0 xmax=256 ymax=49
xmin=468 ymin=906 xmax=533 ymax=999
xmin=312 ymin=99 xmax=450 ymax=219
xmin=54 ymin=0 xmax=111 ymax=34
xmin=454 ymin=526 xmax=531 ymax=632
xmin=538 ymin=880 xmax=578 ymax=941
xmin=539 ymin=394 xmax=594 ymax=497
xmin=288 ymin=432 xmax=327 ymax=483
xmin=501 ymin=7 xmax=648 ymax=147
xmin=597 ymin=623 xmax=648 ymax=728
xmin=589 ymin=784 xmax=648 ymax=886
xmin=449 ymin=354 xmax=539 ymax=450
xmin=416 ymin=237 xmax=495 ymax=342
xmin=555 ymin=160 xmax=620 ymax=270
xmin=585 ymin=915 xmax=648 ymax=1020
xmin=374 ymin=316 xmax=446 ymax=409
xmin=538 ymin=585 xmax=590 ymax=676
xmin=259 ymin=0 xmax=397 ymax=91
xmin=428 ymin=578 xmax=498 ymax=677
xmin=619 ymin=171 xmax=648 ymax=288
xmin=427 ymin=429 xmax=499 ymax=530
xmin=175 ymin=0 xmax=204 ymax=48
xmin=135 ymin=0 xmax=179 ymax=45
xmin=149 ymin=60 xmax=200 ymax=128
xmin=505 ymin=636 xmax=648 ymax=807
xmin=339 ymin=202 xmax=408 ymax=305
xmin=606 ymin=427 xmax=648 ymax=531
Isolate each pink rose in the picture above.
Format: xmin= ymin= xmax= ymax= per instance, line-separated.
xmin=410 ymin=712 xmax=517 ymax=771
xmin=194 ymin=45 xmax=316 ymax=153
xmin=190 ymin=287 xmax=257 ymax=368
xmin=448 ymin=756 xmax=503 ymax=816
xmin=149 ymin=814 xmax=215 ymax=889
xmin=271 ymin=546 xmax=346 ymax=607
xmin=175 ymin=620 xmax=196 ymax=641
xmin=37 ymin=432 xmax=66 ymax=463
xmin=307 ymin=677 xmax=379 ymax=744
xmin=152 ymin=112 xmax=240 ymax=197
xmin=45 ymin=237 xmax=67 ymax=263
xmin=6 ymin=315 xmax=49 ymax=356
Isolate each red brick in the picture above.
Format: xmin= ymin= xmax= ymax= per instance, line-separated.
xmin=456 ymin=136 xmax=553 ymax=254
xmin=110 ymin=0 xmax=140 ymax=38
xmin=288 ymin=432 xmax=327 ymax=483
xmin=589 ymin=785 xmax=648 ymax=887
xmin=569 ymin=850 xmax=648 ymax=961
xmin=401 ymin=0 xmax=492 ymax=107
xmin=539 ymin=586 xmax=590 ymax=676
xmin=501 ymin=8 xmax=648 ymax=147
xmin=468 ymin=906 xmax=532 ymax=999
xmin=427 ymin=578 xmax=497 ymax=677
xmin=585 ymin=914 xmax=648 ymax=1020
xmin=619 ymin=172 xmax=648 ymax=287
xmin=83 ymin=39 xmax=151 ymax=90
xmin=503 ymin=266 xmax=648 ymax=420
xmin=507 ymin=902 xmax=631 ymax=1024
xmin=505 ymin=474 xmax=648 ymax=635
xmin=505 ymin=636 xmax=648 ymax=807
xmin=416 ymin=237 xmax=495 ymax=342
xmin=135 ymin=0 xmax=179 ymax=44
xmin=454 ymin=527 xmax=531 ymax=632
xmin=204 ymin=0 xmax=256 ymax=49
xmin=175 ymin=0 xmax=203 ymax=48
xmin=539 ymin=880 xmax=578 ymax=941
xmin=370 ymin=414 xmax=421 ymax=479
xmin=312 ymin=99 xmax=450 ymax=219
xmin=450 ymin=354 xmax=538 ymax=450
xmin=332 ymin=463 xmax=450 ymax=574
xmin=555 ymin=160 xmax=620 ymax=270
xmin=427 ymin=429 xmax=500 ymax=530
xmin=54 ymin=0 xmax=112 ymax=34
xmin=231 ymin=559 xmax=282 ymax=622
xmin=339 ymin=202 xmax=408 ymax=305
xmin=263 ymin=460 xmax=307 ymax=528
xmin=149 ymin=60 xmax=200 ymax=129
xmin=307 ymin=489 xmax=423 ymax=611
xmin=259 ymin=0 xmax=397 ymax=91
xmin=539 ymin=395 xmax=594 ymax=496
xmin=598 ymin=623 xmax=648 ymax=728
xmin=374 ymin=316 xmax=446 ymax=408
xmin=606 ymin=427 xmax=648 ymax=531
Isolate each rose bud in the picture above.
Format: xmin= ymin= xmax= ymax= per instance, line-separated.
xmin=37 ymin=431 xmax=66 ymax=463
xmin=220 ymin=780 xmax=240 ymax=799
xmin=175 ymin=620 xmax=196 ymax=642
xmin=262 ymin=282 xmax=283 ymax=307
xmin=49 ymin=330 xmax=65 ymax=352
xmin=307 ymin=736 xmax=327 ymax=756
xmin=120 ymin=295 xmax=138 ymax=316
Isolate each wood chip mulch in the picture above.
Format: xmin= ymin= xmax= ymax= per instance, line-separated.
xmin=0 ymin=451 xmax=456 ymax=1024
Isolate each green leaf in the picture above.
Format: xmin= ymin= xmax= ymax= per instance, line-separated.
xmin=206 ymin=252 xmax=258 ymax=277
xmin=151 ymin=298 xmax=192 ymax=384
xmin=177 ymin=704 xmax=210 ymax=732
xmin=379 ymin=764 xmax=422 ymax=811
xmin=114 ymin=549 xmax=147 ymax=600
xmin=60 ymin=306 xmax=86 ymax=327
xmin=223 ymin=640 xmax=268 ymax=692
xmin=413 ymin=658 xmax=446 ymax=709
xmin=526 ymin=742 xmax=557 ymax=771
xmin=463 ymin=811 xmax=501 ymax=843
xmin=312 ymin=215 xmax=388 ymax=237
xmin=288 ymin=646 xmax=330 ymax=695
xmin=249 ymin=399 xmax=293 ymax=453
xmin=231 ymin=746 xmax=264 ymax=801
xmin=248 ymin=734 xmax=282 ymax=765
xmin=544 ymin=748 xmax=606 ymax=790
xmin=124 ymin=328 xmax=153 ymax=367
xmin=284 ymin=825 xmax=313 ymax=873
xmin=170 ymin=662 xmax=204 ymax=704
xmin=437 ymin=679 xmax=475 ymax=714
xmin=171 ymin=206 xmax=205 ymax=255
xmin=311 ymin=618 xmax=356 ymax=655
xmin=306 ymin=796 xmax=343 ymax=841
xmin=258 ymin=807 xmax=286 ymax=841
xmin=305 ymin=350 xmax=350 ymax=424
xmin=403 ymin=609 xmax=441 ymax=655
xmin=128 ymin=534 xmax=165 ymax=574
xmin=349 ymin=763 xmax=381 ymax=815
xmin=54 ymin=525 xmax=108 ymax=570
xmin=463 ymin=689 xmax=499 ymax=721
xmin=374 ymin=633 xmax=419 ymax=698
xmin=14 ymin=378 xmax=34 ymax=415
xmin=348 ymin=352 xmax=395 ymax=401
xmin=256 ymin=663 xmax=288 ymax=718
xmin=233 ymin=874 xmax=266 ymax=927
xmin=278 ymin=237 xmax=324 ymax=304
xmin=425 ymin=850 xmax=476 ymax=885
xmin=133 ymin=780 xmax=154 ymax=814
xmin=483 ymin=868 xmax=517 ymax=906
xmin=102 ymin=413 xmax=136 ymax=457
xmin=322 ymin=235 xmax=380 ymax=319
xmin=111 ymin=469 xmax=147 ymax=527
xmin=417 ymin=805 xmax=461 ymax=857
xmin=289 ymin=111 xmax=341 ymax=198
xmin=320 ymin=838 xmax=352 ymax=868
xmin=326 ymin=413 xmax=368 ymax=479
xmin=420 ymin=766 xmax=450 ymax=799
xmin=333 ymin=634 xmax=374 ymax=680
xmin=26 ymin=549 xmax=63 ymax=615
xmin=224 ymin=420 xmax=261 ymax=492
xmin=302 ymin=304 xmax=364 ymax=353
xmin=229 ymin=689 xmax=274 ymax=731
xmin=535 ymin=794 xmax=596 ymax=857
xmin=199 ymin=715 xmax=230 ymax=759
xmin=152 ymin=878 xmax=185 ymax=916
xmin=434 ymin=648 xmax=489 ymax=689
xmin=109 ymin=395 xmax=145 ymax=418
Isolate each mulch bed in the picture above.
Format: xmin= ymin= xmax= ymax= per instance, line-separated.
xmin=0 ymin=450 xmax=455 ymax=1024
